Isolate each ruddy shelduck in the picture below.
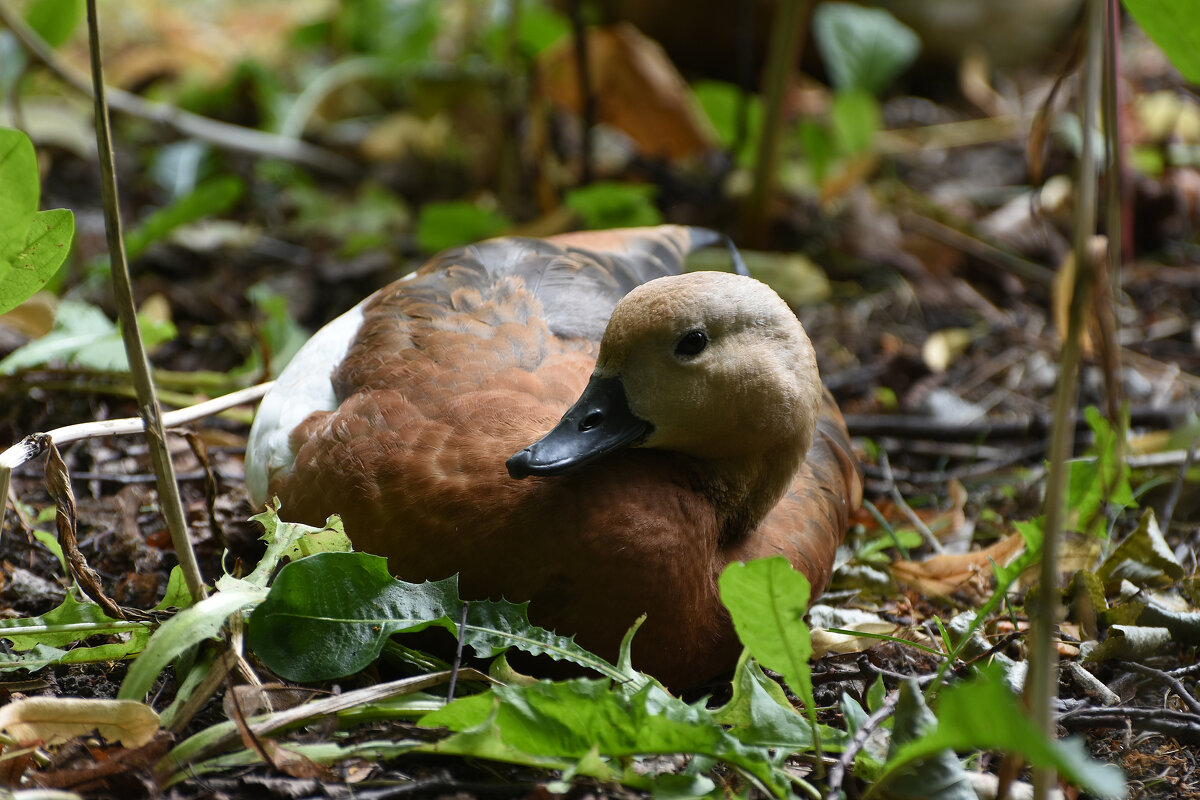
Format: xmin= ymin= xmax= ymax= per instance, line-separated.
xmin=246 ymin=225 xmax=861 ymax=689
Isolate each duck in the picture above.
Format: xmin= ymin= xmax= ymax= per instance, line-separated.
xmin=245 ymin=225 xmax=862 ymax=690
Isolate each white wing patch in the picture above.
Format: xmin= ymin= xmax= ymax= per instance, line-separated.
xmin=245 ymin=301 xmax=367 ymax=506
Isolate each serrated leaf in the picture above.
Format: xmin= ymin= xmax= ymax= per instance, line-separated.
xmin=246 ymin=551 xmax=625 ymax=683
xmin=0 ymin=208 xmax=74 ymax=315
xmin=421 ymin=678 xmax=786 ymax=795
xmin=812 ymin=2 xmax=920 ymax=94
xmin=0 ymin=128 xmax=38 ymax=257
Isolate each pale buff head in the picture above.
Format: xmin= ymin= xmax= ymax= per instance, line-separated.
xmin=594 ymin=271 xmax=821 ymax=464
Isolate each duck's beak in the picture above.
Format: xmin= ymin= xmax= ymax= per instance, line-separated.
xmin=506 ymin=376 xmax=651 ymax=478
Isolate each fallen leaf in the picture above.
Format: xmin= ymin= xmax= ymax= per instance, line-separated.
xmin=892 ymin=532 xmax=1026 ymax=599
xmin=539 ymin=23 xmax=716 ymax=160
xmin=0 ymin=697 xmax=160 ymax=747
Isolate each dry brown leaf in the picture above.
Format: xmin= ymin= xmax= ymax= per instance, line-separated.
xmin=0 ymin=697 xmax=160 ymax=747
xmin=539 ymin=23 xmax=716 ymax=160
xmin=892 ymin=532 xmax=1025 ymax=599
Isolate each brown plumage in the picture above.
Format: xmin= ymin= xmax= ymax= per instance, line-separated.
xmin=245 ymin=226 xmax=861 ymax=689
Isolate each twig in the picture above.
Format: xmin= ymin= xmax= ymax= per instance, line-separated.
xmin=842 ymin=404 xmax=1189 ymax=441
xmin=1123 ymin=662 xmax=1200 ymax=716
xmin=447 ymin=600 xmax=470 ymax=704
xmin=878 ymin=450 xmax=943 ymax=553
xmin=1031 ymin=3 xmax=1105 ymax=796
xmin=0 ymin=3 xmax=356 ymax=176
xmin=1160 ymin=437 xmax=1198 ymax=531
xmin=1058 ymin=705 xmax=1200 ymax=745
xmin=899 ymin=212 xmax=1056 ymax=286
xmin=45 ymin=439 xmax=131 ymax=620
xmin=825 ymin=689 xmax=900 ymax=800
xmin=0 ymin=382 xmax=272 ymax=472
xmin=86 ymin=0 xmax=206 ymax=603
xmin=565 ymin=0 xmax=594 ymax=185
xmin=743 ymin=0 xmax=810 ymax=247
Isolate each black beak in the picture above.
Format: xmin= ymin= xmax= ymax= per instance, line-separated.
xmin=506 ymin=376 xmax=651 ymax=478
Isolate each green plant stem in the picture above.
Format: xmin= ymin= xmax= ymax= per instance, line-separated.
xmin=84 ymin=0 xmax=207 ymax=605
xmin=743 ymin=0 xmax=810 ymax=247
xmin=1031 ymin=1 xmax=1104 ymax=798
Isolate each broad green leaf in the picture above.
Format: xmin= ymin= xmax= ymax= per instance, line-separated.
xmin=24 ymin=0 xmax=84 ymax=49
xmin=0 ymin=128 xmax=39 ymax=257
xmin=565 ymin=182 xmax=662 ymax=230
xmin=0 ymin=592 xmax=134 ymax=651
xmin=0 ymin=208 xmax=74 ymax=315
xmin=415 ymin=201 xmax=508 ymax=253
xmin=0 ymin=300 xmax=176 ymax=374
xmin=246 ymin=551 xmax=625 ymax=683
xmin=884 ymin=680 xmax=976 ymax=800
xmin=718 ymin=557 xmax=813 ymax=705
xmin=1123 ymin=0 xmax=1200 ymax=83
xmin=812 ymin=2 xmax=920 ymax=94
xmin=421 ymin=678 xmax=786 ymax=795
xmin=886 ymin=665 xmax=1127 ymax=798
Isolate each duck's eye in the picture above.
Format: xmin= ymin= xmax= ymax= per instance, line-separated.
xmin=674 ymin=330 xmax=708 ymax=357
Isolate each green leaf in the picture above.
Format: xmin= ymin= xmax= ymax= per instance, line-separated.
xmin=0 ymin=300 xmax=175 ymax=374
xmin=692 ymin=80 xmax=762 ymax=166
xmin=118 ymin=587 xmax=265 ymax=700
xmin=831 ymin=89 xmax=881 ymax=156
xmin=885 ymin=680 xmax=976 ymax=800
xmin=564 ymin=182 xmax=662 ymax=230
xmin=711 ymin=650 xmax=816 ymax=750
xmin=885 ymin=664 xmax=1127 ymax=798
xmin=414 ymin=201 xmax=508 ymax=253
xmin=24 ymin=0 xmax=84 ymax=49
xmin=718 ymin=557 xmax=813 ymax=706
xmin=798 ymin=120 xmax=835 ymax=185
xmin=421 ymin=678 xmax=786 ymax=795
xmin=0 ymin=128 xmax=39 ymax=257
xmin=812 ymin=2 xmax=920 ymax=94
xmin=246 ymin=551 xmax=626 ymax=683
xmin=0 ymin=208 xmax=74 ymax=315
xmin=0 ymin=593 xmax=152 ymax=673
xmin=1123 ymin=0 xmax=1200 ymax=83
xmin=123 ymin=175 xmax=244 ymax=262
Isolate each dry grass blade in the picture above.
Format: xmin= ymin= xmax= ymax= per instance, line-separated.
xmin=44 ymin=439 xmax=126 ymax=621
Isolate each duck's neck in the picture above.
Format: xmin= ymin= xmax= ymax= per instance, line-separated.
xmin=693 ymin=438 xmax=809 ymax=547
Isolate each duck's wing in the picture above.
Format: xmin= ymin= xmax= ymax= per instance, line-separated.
xmin=734 ymin=388 xmax=862 ymax=595
xmin=405 ymin=225 xmax=732 ymax=341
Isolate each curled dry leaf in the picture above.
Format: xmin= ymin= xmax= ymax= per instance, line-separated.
xmin=0 ymin=697 xmax=160 ymax=747
xmin=891 ymin=531 xmax=1026 ymax=600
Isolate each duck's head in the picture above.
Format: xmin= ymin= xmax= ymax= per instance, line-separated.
xmin=507 ymin=271 xmax=822 ymax=512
